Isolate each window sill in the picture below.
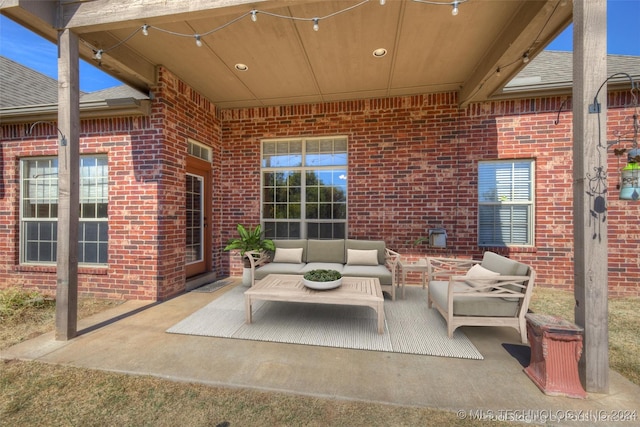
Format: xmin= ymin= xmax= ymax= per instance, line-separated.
xmin=16 ymin=264 xmax=108 ymax=275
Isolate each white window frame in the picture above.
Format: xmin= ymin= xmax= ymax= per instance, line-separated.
xmin=478 ymin=159 xmax=535 ymax=247
xmin=20 ymin=155 xmax=109 ymax=265
xmin=260 ymin=136 xmax=348 ymax=239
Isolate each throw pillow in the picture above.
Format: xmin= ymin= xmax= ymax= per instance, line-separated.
xmin=273 ymin=247 xmax=303 ymax=264
xmin=346 ymin=249 xmax=379 ymax=266
xmin=464 ymin=264 xmax=500 ymax=290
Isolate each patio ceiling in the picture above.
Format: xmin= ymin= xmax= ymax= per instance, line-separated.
xmin=1 ymin=0 xmax=573 ymax=109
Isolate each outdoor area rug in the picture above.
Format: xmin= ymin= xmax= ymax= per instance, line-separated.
xmin=167 ymin=285 xmax=483 ymax=360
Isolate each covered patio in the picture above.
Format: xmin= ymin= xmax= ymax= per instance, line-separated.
xmin=3 ymin=280 xmax=639 ymax=423
xmin=2 ymin=0 xmax=632 ymax=396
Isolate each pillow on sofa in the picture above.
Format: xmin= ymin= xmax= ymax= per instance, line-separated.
xmin=273 ymin=247 xmax=304 ymax=264
xmin=464 ymin=264 xmax=500 ymax=290
xmin=346 ymin=249 xmax=379 ymax=266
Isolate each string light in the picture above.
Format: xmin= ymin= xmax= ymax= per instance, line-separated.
xmin=413 ymin=0 xmax=468 ymax=14
xmin=87 ymin=0 xmax=466 ymax=62
xmin=522 ymin=52 xmax=530 ymax=63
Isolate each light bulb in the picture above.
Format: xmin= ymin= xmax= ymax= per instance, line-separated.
xmin=522 ymin=52 xmax=530 ymax=63
xmin=142 ymin=25 xmax=149 ymax=36
xmin=94 ymin=49 xmax=103 ymax=60
xmin=251 ymin=10 xmax=257 ymax=22
xmin=195 ymin=35 xmax=203 ymax=47
xmin=380 ymin=0 xmax=386 ymax=5
xmin=451 ymin=1 xmax=459 ymax=16
xmin=313 ymin=18 xmax=319 ymax=31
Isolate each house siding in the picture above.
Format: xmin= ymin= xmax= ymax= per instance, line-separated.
xmin=1 ymin=67 xmax=638 ymax=299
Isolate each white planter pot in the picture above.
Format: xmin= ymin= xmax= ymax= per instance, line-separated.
xmin=242 ymin=267 xmax=252 ymax=286
xmin=302 ymin=277 xmax=342 ymax=290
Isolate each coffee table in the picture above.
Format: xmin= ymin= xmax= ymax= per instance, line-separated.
xmin=245 ymin=274 xmax=385 ymax=334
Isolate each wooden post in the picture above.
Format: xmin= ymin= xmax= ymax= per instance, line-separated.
xmin=56 ymin=28 xmax=80 ymax=340
xmin=572 ymin=0 xmax=609 ymax=393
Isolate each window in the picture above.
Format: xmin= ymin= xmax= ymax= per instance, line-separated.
xmin=261 ymin=137 xmax=347 ymax=239
xmin=478 ymin=160 xmax=534 ymax=247
xmin=21 ymin=155 xmax=108 ymax=265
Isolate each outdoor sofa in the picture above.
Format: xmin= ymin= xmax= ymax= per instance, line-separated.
xmin=245 ymin=239 xmax=401 ymax=300
xmin=426 ymin=251 xmax=536 ymax=343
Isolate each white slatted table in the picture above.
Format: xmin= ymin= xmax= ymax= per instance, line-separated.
xmin=245 ymin=274 xmax=385 ymax=334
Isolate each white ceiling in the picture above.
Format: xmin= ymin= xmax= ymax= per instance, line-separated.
xmin=1 ymin=0 xmax=573 ymax=109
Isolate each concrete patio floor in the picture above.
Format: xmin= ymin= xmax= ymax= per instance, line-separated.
xmin=2 ymin=281 xmax=639 ymax=426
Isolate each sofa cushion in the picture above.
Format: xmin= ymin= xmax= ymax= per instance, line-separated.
xmin=342 ymin=264 xmax=393 ymax=285
xmin=464 ymin=264 xmax=500 ymax=290
xmin=346 ymin=239 xmax=386 ymax=265
xmin=346 ymin=249 xmax=379 ymax=266
xmin=254 ymin=262 xmax=305 ymax=280
xmin=429 ymin=281 xmax=519 ymax=317
xmin=300 ymin=263 xmax=345 ymax=274
xmin=307 ymin=240 xmax=345 ymax=263
xmin=273 ymin=239 xmax=308 ymax=262
xmin=273 ymin=247 xmax=304 ymax=264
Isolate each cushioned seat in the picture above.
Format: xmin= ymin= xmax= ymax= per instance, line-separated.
xmin=426 ymin=252 xmax=536 ymax=343
xmin=245 ymin=238 xmax=400 ymax=300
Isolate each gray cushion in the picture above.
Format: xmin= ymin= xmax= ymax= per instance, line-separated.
xmin=307 ymin=240 xmax=345 ymax=263
xmin=273 ymin=240 xmax=308 ymax=262
xmin=346 ymin=239 xmax=386 ymax=265
xmin=481 ymin=252 xmax=529 ymax=276
xmin=480 ymin=252 xmax=530 ymax=300
xmin=254 ymin=262 xmax=305 ymax=280
xmin=342 ymin=264 xmax=392 ymax=285
xmin=300 ymin=263 xmax=345 ymax=274
xmin=429 ymin=281 xmax=519 ymax=317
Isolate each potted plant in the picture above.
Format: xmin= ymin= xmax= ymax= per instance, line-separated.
xmin=302 ymin=269 xmax=343 ymax=290
xmin=224 ymin=224 xmax=275 ymax=285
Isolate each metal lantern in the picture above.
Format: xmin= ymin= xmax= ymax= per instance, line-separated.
xmin=620 ymin=148 xmax=640 ymax=201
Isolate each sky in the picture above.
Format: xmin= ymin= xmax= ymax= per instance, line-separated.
xmin=1 ymin=0 xmax=639 ymax=93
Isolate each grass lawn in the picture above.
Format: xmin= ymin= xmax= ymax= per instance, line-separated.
xmin=1 ymin=286 xmax=638 ymax=426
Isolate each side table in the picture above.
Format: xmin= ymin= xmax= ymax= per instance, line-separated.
xmin=399 ymin=258 xmax=429 ymax=299
xmin=524 ymin=313 xmax=586 ymax=398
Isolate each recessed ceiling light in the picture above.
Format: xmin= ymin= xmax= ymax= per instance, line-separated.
xmin=372 ymin=48 xmax=387 ymax=58
xmin=235 ymin=63 xmax=248 ymax=71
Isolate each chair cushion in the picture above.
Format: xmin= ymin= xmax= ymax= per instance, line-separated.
xmin=464 ymin=264 xmax=500 ymax=290
xmin=346 ymin=239 xmax=386 ymax=265
xmin=480 ymin=252 xmax=530 ymax=300
xmin=429 ymin=281 xmax=519 ymax=317
xmin=307 ymin=240 xmax=345 ymax=263
xmin=346 ymin=249 xmax=379 ymax=266
xmin=272 ymin=247 xmax=304 ymax=264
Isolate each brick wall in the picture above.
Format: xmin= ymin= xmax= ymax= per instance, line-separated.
xmin=221 ymin=92 xmax=639 ymax=296
xmin=1 ymin=70 xmax=637 ymax=299
xmin=0 ymin=67 xmax=222 ymax=301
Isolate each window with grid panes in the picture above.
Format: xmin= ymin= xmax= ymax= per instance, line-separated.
xmin=261 ymin=137 xmax=347 ymax=239
xmin=478 ymin=160 xmax=534 ymax=246
xmin=20 ymin=155 xmax=109 ymax=265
